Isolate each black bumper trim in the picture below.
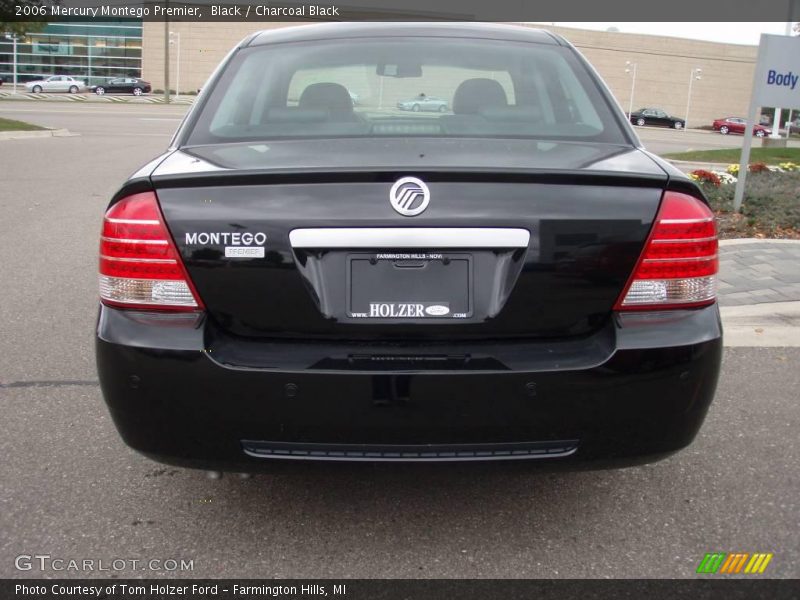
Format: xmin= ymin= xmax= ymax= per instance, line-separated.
xmin=241 ymin=440 xmax=579 ymax=462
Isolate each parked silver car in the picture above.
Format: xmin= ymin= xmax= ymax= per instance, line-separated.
xmin=397 ymin=94 xmax=449 ymax=112
xmin=25 ymin=76 xmax=86 ymax=94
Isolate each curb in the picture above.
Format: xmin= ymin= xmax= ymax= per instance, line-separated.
xmin=667 ymin=159 xmax=731 ymax=170
xmin=667 ymin=157 xmax=800 ymax=171
xmin=720 ymin=238 xmax=800 ymax=246
xmin=0 ymin=128 xmax=75 ymax=140
xmin=0 ymin=93 xmax=194 ymax=105
xmin=720 ymin=301 xmax=800 ymax=347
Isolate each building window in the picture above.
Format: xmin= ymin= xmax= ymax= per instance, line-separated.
xmin=0 ymin=19 xmax=142 ymax=86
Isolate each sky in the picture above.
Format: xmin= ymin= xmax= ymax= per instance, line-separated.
xmin=544 ymin=22 xmax=794 ymax=46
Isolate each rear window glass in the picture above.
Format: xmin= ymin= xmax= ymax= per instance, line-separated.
xmin=185 ymin=37 xmax=626 ymax=145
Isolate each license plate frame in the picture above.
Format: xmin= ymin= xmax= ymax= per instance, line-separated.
xmin=347 ymin=252 xmax=473 ymax=321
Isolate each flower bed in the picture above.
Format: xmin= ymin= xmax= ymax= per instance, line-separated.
xmin=689 ymin=167 xmax=800 ymax=239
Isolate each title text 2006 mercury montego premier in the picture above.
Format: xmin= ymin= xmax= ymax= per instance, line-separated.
xmin=95 ymin=23 xmax=722 ymax=471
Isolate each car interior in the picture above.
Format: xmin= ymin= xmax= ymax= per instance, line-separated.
xmin=197 ymin=39 xmax=615 ymax=144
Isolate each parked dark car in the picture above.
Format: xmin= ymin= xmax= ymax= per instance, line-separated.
xmin=630 ymin=108 xmax=685 ymax=129
xmin=91 ymin=77 xmax=152 ymax=96
xmin=96 ymin=23 xmax=721 ymax=473
xmin=712 ymin=117 xmax=771 ymax=137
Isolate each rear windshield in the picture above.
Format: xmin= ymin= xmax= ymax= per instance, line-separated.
xmin=184 ymin=37 xmax=627 ymax=145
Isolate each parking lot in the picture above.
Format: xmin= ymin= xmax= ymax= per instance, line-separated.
xmin=3 ymin=100 xmax=798 ymax=154
xmin=0 ymin=102 xmax=798 ymax=579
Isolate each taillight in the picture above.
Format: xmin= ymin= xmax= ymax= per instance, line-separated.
xmin=99 ymin=191 xmax=203 ymax=311
xmin=616 ymin=191 xmax=717 ymax=310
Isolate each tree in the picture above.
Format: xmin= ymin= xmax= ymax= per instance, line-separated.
xmin=0 ymin=0 xmax=56 ymax=37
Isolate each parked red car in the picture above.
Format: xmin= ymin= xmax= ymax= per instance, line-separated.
xmin=712 ymin=117 xmax=771 ymax=137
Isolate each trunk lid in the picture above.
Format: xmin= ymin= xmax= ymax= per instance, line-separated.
xmin=152 ymin=139 xmax=667 ymax=339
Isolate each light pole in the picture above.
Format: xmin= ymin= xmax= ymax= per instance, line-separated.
xmin=169 ymin=31 xmax=181 ymax=99
xmin=625 ymin=61 xmax=637 ymax=120
xmin=684 ymin=67 xmax=702 ymax=131
xmin=163 ymin=21 xmax=169 ymax=104
xmin=4 ymin=33 xmax=18 ymax=94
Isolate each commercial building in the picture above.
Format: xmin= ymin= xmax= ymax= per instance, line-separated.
xmin=0 ymin=20 xmax=142 ymax=86
xmin=140 ymin=22 xmax=758 ymax=128
xmin=3 ymin=20 xmax=760 ymax=128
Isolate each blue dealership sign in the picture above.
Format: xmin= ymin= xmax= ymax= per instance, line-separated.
xmin=751 ymin=34 xmax=800 ymax=109
xmin=733 ymin=33 xmax=800 ymax=211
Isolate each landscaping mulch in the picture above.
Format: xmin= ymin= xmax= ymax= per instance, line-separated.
xmin=699 ymin=170 xmax=800 ymax=240
xmin=715 ymin=211 xmax=800 ymax=240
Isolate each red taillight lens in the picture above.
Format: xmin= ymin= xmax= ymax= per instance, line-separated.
xmin=99 ymin=192 xmax=203 ymax=311
xmin=616 ymin=191 xmax=718 ymax=310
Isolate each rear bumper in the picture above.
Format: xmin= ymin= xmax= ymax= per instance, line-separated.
xmin=96 ymin=305 xmax=722 ymax=470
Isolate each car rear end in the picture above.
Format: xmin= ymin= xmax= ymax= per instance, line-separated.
xmin=96 ymin=23 xmax=722 ymax=471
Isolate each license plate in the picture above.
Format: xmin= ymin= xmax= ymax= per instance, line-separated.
xmin=348 ymin=253 xmax=472 ymax=320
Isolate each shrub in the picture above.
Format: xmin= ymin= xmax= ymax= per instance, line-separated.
xmin=704 ymin=171 xmax=800 ymax=234
xmin=689 ymin=169 xmax=722 ymax=187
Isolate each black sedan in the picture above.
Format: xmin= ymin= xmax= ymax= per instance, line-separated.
xmin=96 ymin=23 xmax=721 ymax=473
xmin=91 ymin=77 xmax=151 ymax=96
xmin=630 ymin=107 xmax=685 ymax=129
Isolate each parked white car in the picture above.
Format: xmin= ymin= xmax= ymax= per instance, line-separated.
xmin=25 ymin=76 xmax=86 ymax=94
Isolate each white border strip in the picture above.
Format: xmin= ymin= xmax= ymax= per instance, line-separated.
xmin=720 ymin=238 xmax=800 ymax=246
xmin=289 ymin=228 xmax=530 ymax=249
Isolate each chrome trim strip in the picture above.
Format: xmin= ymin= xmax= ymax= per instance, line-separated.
xmin=651 ymin=236 xmax=718 ymax=244
xmin=289 ymin=228 xmax=530 ymax=249
xmin=100 ymin=255 xmax=176 ymax=264
xmin=101 ymin=236 xmax=168 ymax=245
xmin=659 ymin=217 xmax=715 ymax=224
xmin=242 ymin=440 xmax=578 ymax=462
xmin=106 ymin=218 xmax=161 ymax=225
xmin=642 ymin=254 xmax=718 ymax=263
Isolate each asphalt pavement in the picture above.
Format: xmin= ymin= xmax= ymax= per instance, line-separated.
xmin=0 ymin=101 xmax=798 ymax=579
xmin=3 ymin=99 xmax=799 ymax=154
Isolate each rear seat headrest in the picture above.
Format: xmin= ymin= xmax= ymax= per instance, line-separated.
xmin=452 ymin=78 xmax=508 ymax=115
xmin=298 ymin=82 xmax=354 ymax=113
